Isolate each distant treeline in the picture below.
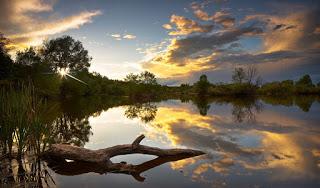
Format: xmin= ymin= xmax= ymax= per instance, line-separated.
xmin=173 ymin=70 xmax=320 ymax=97
xmin=1 ymin=34 xmax=319 ymax=99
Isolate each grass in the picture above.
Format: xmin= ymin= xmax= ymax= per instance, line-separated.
xmin=0 ymin=83 xmax=55 ymax=157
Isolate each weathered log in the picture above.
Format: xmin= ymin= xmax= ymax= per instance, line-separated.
xmin=43 ymin=134 xmax=205 ymax=181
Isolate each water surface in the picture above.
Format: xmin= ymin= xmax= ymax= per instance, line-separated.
xmin=1 ymin=96 xmax=320 ymax=187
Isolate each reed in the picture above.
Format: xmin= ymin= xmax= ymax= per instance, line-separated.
xmin=0 ymin=83 xmax=54 ymax=157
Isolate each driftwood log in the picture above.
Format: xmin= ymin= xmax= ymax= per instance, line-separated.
xmin=43 ymin=134 xmax=205 ymax=181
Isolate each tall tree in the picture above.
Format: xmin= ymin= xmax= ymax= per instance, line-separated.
xmin=124 ymin=73 xmax=139 ymax=84
xmin=296 ymin=74 xmax=314 ymax=87
xmin=0 ymin=33 xmax=13 ymax=80
xmin=245 ymin=65 xmax=258 ymax=85
xmin=138 ymin=71 xmax=157 ymax=85
xmin=124 ymin=71 xmax=158 ymax=85
xmin=41 ymin=36 xmax=91 ymax=72
xmin=232 ymin=67 xmax=246 ymax=84
xmin=196 ymin=74 xmax=210 ymax=96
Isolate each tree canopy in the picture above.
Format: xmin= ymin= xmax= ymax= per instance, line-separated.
xmin=124 ymin=71 xmax=158 ymax=85
xmin=0 ymin=34 xmax=13 ymax=79
xmin=41 ymin=36 xmax=91 ymax=72
xmin=232 ymin=67 xmax=246 ymax=84
xmin=196 ymin=74 xmax=210 ymax=96
xmin=296 ymin=74 xmax=314 ymax=87
xmin=16 ymin=47 xmax=41 ymax=65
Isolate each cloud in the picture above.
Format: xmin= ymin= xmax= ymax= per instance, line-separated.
xmin=143 ymin=25 xmax=263 ymax=78
xmin=164 ymin=15 xmax=213 ymax=36
xmin=215 ymin=49 xmax=320 ymax=65
xmin=241 ymin=9 xmax=320 ymax=52
xmin=110 ymin=33 xmax=136 ymax=40
xmin=8 ymin=11 xmax=102 ymax=41
xmin=111 ymin=34 xmax=121 ymax=38
xmin=191 ymin=2 xmax=235 ymax=28
xmin=144 ymin=4 xmax=320 ymax=83
xmin=123 ymin=34 xmax=136 ymax=39
xmin=162 ymin=24 xmax=173 ymax=30
xmin=0 ymin=0 xmax=101 ymax=52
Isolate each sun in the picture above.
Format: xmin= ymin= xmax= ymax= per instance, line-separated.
xmin=57 ymin=68 xmax=69 ymax=77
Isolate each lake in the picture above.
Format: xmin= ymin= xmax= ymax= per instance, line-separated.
xmin=1 ymin=96 xmax=320 ymax=188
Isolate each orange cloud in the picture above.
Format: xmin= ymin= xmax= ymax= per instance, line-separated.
xmin=241 ymin=10 xmax=320 ymax=53
xmin=165 ymin=15 xmax=213 ymax=36
xmin=191 ymin=3 xmax=235 ymax=28
xmin=9 ymin=10 xmax=101 ymax=40
xmin=162 ymin=24 xmax=173 ymax=30
xmin=1 ymin=0 xmax=101 ymax=52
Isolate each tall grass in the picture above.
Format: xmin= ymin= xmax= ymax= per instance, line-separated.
xmin=0 ymin=83 xmax=55 ymax=157
xmin=0 ymin=83 xmax=58 ymax=187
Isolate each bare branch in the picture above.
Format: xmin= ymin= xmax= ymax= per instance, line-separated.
xmin=43 ymin=134 xmax=205 ymax=182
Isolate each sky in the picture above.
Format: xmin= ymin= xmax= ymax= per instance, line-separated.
xmin=1 ymin=0 xmax=320 ymax=84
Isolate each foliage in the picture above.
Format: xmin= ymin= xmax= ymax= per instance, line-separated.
xmin=0 ymin=34 xmax=14 ymax=80
xmin=16 ymin=47 xmax=41 ymax=65
xmin=195 ymin=74 xmax=210 ymax=96
xmin=0 ymin=83 xmax=53 ymax=156
xmin=232 ymin=67 xmax=246 ymax=84
xmin=296 ymin=74 xmax=314 ymax=87
xmin=41 ymin=36 xmax=91 ymax=72
xmin=124 ymin=71 xmax=158 ymax=85
xmin=0 ymin=34 xmax=319 ymax=98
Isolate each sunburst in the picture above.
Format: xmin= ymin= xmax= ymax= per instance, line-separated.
xmin=56 ymin=68 xmax=88 ymax=85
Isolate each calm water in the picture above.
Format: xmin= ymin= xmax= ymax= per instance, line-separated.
xmin=1 ymin=96 xmax=320 ymax=187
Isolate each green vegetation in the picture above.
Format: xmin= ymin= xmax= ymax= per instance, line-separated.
xmin=0 ymin=34 xmax=163 ymax=99
xmin=175 ymin=66 xmax=319 ymax=97
xmin=0 ymin=33 xmax=319 ymax=99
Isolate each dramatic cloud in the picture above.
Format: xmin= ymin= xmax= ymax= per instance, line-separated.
xmin=215 ymin=49 xmax=320 ymax=65
xmin=191 ymin=2 xmax=235 ymax=28
xmin=242 ymin=9 xmax=320 ymax=52
xmin=163 ymin=15 xmax=213 ymax=36
xmin=143 ymin=3 xmax=320 ymax=82
xmin=143 ymin=25 xmax=263 ymax=78
xmin=0 ymin=0 xmax=101 ymax=51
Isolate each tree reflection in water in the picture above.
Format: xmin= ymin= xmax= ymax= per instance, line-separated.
xmin=192 ymin=96 xmax=263 ymax=122
xmin=0 ymin=88 xmax=104 ymax=187
xmin=0 ymin=113 xmax=92 ymax=187
xmin=230 ymin=98 xmax=263 ymax=123
xmin=193 ymin=97 xmax=211 ymax=116
xmin=125 ymin=102 xmax=158 ymax=123
xmin=1 ymin=89 xmax=319 ymax=187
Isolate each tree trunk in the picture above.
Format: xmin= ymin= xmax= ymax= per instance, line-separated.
xmin=43 ymin=134 xmax=205 ymax=181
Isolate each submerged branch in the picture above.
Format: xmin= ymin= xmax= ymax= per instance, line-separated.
xmin=43 ymin=134 xmax=205 ymax=181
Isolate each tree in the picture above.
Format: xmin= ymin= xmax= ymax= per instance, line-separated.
xmin=124 ymin=73 xmax=139 ymax=84
xmin=138 ymin=71 xmax=157 ymax=85
xmin=232 ymin=67 xmax=246 ymax=84
xmin=41 ymin=36 xmax=91 ymax=72
xmin=0 ymin=33 xmax=14 ymax=80
xmin=196 ymin=74 xmax=210 ymax=96
xmin=296 ymin=74 xmax=314 ymax=87
xmin=245 ymin=65 xmax=258 ymax=85
xmin=124 ymin=71 xmax=158 ymax=85
xmin=16 ymin=47 xmax=41 ymax=65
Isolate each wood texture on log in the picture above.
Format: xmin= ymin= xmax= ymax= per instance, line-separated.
xmin=45 ymin=134 xmax=204 ymax=163
xmin=43 ymin=134 xmax=205 ymax=181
